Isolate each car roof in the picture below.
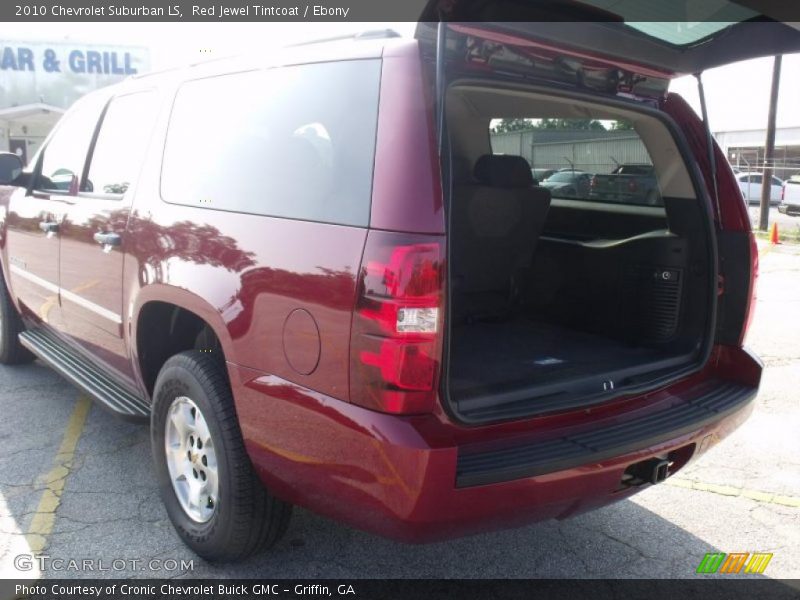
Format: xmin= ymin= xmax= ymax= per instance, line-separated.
xmin=95 ymin=34 xmax=414 ymax=96
xmin=736 ymin=172 xmax=781 ymax=178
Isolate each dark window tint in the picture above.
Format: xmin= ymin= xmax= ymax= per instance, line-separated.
xmin=161 ymin=60 xmax=381 ymax=226
xmin=35 ymin=96 xmax=105 ymax=193
xmin=750 ymin=174 xmax=763 ymax=184
xmin=84 ymin=91 xmax=159 ymax=195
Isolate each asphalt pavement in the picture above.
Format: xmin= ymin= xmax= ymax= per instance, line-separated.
xmin=1 ymin=243 xmax=798 ymax=580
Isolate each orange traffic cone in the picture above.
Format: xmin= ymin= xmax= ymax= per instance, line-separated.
xmin=769 ymin=222 xmax=780 ymax=245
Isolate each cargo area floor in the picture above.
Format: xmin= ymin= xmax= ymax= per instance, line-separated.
xmin=449 ymin=318 xmax=671 ymax=402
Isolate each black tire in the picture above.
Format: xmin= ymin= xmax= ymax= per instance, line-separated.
xmin=151 ymin=350 xmax=291 ymax=562
xmin=0 ymin=275 xmax=35 ymax=365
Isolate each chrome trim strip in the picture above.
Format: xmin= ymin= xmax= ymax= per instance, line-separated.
xmin=10 ymin=264 xmax=123 ymax=325
xmin=9 ymin=264 xmax=59 ymax=294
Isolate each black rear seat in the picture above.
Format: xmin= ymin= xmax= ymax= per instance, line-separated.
xmin=451 ymin=154 xmax=551 ymax=322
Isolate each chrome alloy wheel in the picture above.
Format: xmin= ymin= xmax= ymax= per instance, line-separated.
xmin=164 ymin=396 xmax=219 ymax=523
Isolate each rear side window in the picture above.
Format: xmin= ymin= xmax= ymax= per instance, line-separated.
xmin=83 ymin=91 xmax=159 ymax=196
xmin=490 ymin=119 xmax=663 ymax=206
xmin=161 ymin=60 xmax=382 ymax=226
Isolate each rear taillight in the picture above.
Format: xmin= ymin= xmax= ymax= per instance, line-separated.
xmin=740 ymin=232 xmax=759 ymax=345
xmin=349 ymin=231 xmax=445 ymax=414
xmin=589 ymin=176 xmax=597 ymax=188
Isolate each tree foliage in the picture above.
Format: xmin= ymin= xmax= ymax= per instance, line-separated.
xmin=610 ymin=120 xmax=635 ymax=131
xmin=535 ymin=118 xmax=607 ymax=131
xmin=491 ymin=118 xmax=608 ymax=133
xmin=491 ymin=118 xmax=535 ymax=133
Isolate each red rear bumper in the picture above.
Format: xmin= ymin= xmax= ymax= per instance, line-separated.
xmin=229 ymin=347 xmax=761 ymax=543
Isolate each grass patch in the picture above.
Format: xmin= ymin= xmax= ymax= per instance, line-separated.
xmin=753 ymin=227 xmax=800 ymax=244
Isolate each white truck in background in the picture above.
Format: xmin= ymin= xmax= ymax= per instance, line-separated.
xmin=779 ymin=176 xmax=800 ymax=216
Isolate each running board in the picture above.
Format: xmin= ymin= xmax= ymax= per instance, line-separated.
xmin=19 ymin=328 xmax=149 ymax=421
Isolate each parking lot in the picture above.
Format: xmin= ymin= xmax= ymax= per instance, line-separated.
xmin=1 ymin=243 xmax=799 ymax=580
xmin=747 ymin=205 xmax=799 ymax=235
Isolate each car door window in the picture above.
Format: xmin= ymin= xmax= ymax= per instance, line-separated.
xmin=83 ymin=91 xmax=159 ymax=196
xmin=34 ymin=96 xmax=106 ymax=194
xmin=750 ymin=174 xmax=763 ymax=184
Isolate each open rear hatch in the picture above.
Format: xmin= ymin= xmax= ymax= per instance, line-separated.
xmin=415 ymin=2 xmax=800 ymax=424
xmin=416 ymin=1 xmax=800 ymax=78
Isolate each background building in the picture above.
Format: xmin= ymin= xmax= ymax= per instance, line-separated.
xmin=0 ymin=40 xmax=149 ymax=163
xmin=715 ymin=127 xmax=800 ymax=181
xmin=491 ymin=129 xmax=648 ymax=174
xmin=491 ymin=126 xmax=800 ymax=181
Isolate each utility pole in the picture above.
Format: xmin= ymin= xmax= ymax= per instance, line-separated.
xmin=759 ymin=55 xmax=782 ymax=231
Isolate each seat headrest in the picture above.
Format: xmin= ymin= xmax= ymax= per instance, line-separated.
xmin=473 ymin=154 xmax=533 ymax=188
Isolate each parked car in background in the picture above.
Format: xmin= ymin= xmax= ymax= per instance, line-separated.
xmin=539 ymin=170 xmax=592 ymax=198
xmin=779 ymin=176 xmax=800 ymax=215
xmin=589 ymin=163 xmax=660 ymax=205
xmin=735 ymin=172 xmax=783 ymax=205
xmin=531 ymin=168 xmax=556 ymax=183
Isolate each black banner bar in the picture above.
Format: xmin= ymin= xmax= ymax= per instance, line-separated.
xmin=3 ymin=579 xmax=800 ymax=600
xmin=4 ymin=0 xmax=800 ymax=22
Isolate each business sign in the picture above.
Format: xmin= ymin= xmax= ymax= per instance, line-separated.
xmin=0 ymin=41 xmax=150 ymax=109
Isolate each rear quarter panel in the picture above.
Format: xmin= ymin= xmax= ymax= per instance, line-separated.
xmin=369 ymin=41 xmax=444 ymax=234
xmin=124 ymin=76 xmax=366 ymax=402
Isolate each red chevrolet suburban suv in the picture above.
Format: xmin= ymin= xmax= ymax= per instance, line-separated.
xmin=1 ymin=14 xmax=797 ymax=562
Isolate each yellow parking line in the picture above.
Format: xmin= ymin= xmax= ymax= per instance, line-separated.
xmin=38 ymin=280 xmax=101 ymax=323
xmin=666 ymin=477 xmax=800 ymax=509
xmin=25 ymin=396 xmax=92 ymax=553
